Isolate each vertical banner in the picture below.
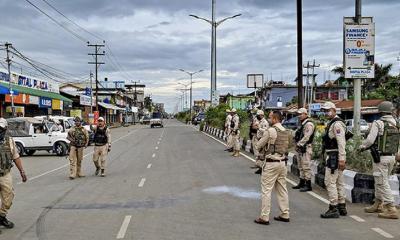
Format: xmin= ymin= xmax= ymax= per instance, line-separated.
xmin=93 ymin=111 xmax=99 ymax=124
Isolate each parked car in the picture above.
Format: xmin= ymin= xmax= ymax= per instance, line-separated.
xmin=345 ymin=119 xmax=369 ymax=135
xmin=150 ymin=112 xmax=164 ymax=128
xmin=282 ymin=116 xmax=300 ymax=130
xmin=192 ymin=113 xmax=205 ymax=125
xmin=34 ymin=116 xmax=94 ymax=145
xmin=7 ymin=117 xmax=70 ymax=156
xmin=140 ymin=116 xmax=151 ymax=125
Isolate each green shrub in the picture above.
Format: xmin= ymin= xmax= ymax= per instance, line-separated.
xmin=199 ymin=121 xmax=205 ymax=131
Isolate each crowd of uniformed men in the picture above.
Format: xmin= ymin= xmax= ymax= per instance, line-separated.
xmin=0 ymin=115 xmax=111 ymax=234
xmin=224 ymin=101 xmax=399 ymax=226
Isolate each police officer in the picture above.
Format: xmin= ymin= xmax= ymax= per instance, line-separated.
xmin=0 ymin=118 xmax=27 ymax=232
xmin=67 ymin=116 xmax=89 ymax=180
xmin=253 ymin=110 xmax=270 ymax=174
xmin=293 ymin=108 xmax=315 ymax=192
xmin=254 ymin=111 xmax=290 ymax=225
xmin=91 ymin=117 xmax=111 ymax=177
xmin=320 ymin=102 xmax=347 ymax=218
xmin=224 ymin=109 xmax=233 ymax=152
xmin=360 ymin=101 xmax=399 ymax=219
xmin=230 ymin=109 xmax=240 ymax=157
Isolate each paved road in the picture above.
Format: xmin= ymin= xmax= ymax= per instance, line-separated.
xmin=2 ymin=120 xmax=399 ymax=240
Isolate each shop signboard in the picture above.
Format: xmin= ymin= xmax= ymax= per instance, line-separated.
xmin=5 ymin=93 xmax=30 ymax=104
xmin=70 ymin=109 xmax=82 ymax=118
xmin=39 ymin=97 xmax=52 ymax=108
xmin=29 ymin=96 xmax=39 ymax=105
xmin=52 ymin=99 xmax=63 ymax=110
xmin=0 ymin=70 xmax=60 ymax=93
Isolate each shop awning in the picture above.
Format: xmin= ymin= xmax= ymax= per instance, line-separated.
xmin=0 ymin=85 xmax=19 ymax=95
xmin=97 ymin=102 xmax=126 ymax=111
xmin=0 ymin=81 xmax=72 ymax=102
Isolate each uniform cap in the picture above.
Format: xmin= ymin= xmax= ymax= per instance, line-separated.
xmin=321 ymin=101 xmax=336 ymax=110
xmin=297 ymin=108 xmax=308 ymax=115
xmin=0 ymin=118 xmax=7 ymax=128
xmin=231 ymin=108 xmax=237 ymax=113
xmin=256 ymin=110 xmax=264 ymax=116
xmin=98 ymin=117 xmax=105 ymax=122
xmin=378 ymin=101 xmax=393 ymax=113
xmin=225 ymin=109 xmax=231 ymax=113
xmin=74 ymin=116 xmax=82 ymax=122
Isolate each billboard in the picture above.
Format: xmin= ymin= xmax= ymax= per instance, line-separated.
xmin=344 ymin=17 xmax=375 ymax=79
xmin=247 ymin=74 xmax=264 ymax=88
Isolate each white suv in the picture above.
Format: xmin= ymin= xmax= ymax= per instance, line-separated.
xmin=7 ymin=117 xmax=70 ymax=156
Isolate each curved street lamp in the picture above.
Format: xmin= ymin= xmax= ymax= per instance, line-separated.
xmin=179 ymin=69 xmax=204 ymax=122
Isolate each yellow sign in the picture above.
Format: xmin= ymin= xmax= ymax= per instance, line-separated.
xmin=6 ymin=106 xmax=25 ymax=115
xmin=52 ymin=99 xmax=63 ymax=110
xmin=70 ymin=109 xmax=82 ymax=118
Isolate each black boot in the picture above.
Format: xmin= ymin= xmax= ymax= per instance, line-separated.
xmin=300 ymin=180 xmax=312 ymax=192
xmin=320 ymin=205 xmax=340 ymax=219
xmin=254 ymin=168 xmax=262 ymax=174
xmin=338 ymin=203 xmax=348 ymax=216
xmin=292 ymin=178 xmax=305 ymax=189
xmin=95 ymin=167 xmax=100 ymax=176
xmin=0 ymin=216 xmax=14 ymax=229
xmin=224 ymin=148 xmax=233 ymax=152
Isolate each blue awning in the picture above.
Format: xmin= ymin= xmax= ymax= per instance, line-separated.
xmin=0 ymin=85 xmax=19 ymax=95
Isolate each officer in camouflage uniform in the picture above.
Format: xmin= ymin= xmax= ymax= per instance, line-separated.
xmin=360 ymin=101 xmax=399 ymax=219
xmin=67 ymin=116 xmax=89 ymax=180
xmin=320 ymin=102 xmax=348 ymax=219
xmin=253 ymin=110 xmax=270 ymax=174
xmin=224 ymin=109 xmax=233 ymax=152
xmin=91 ymin=117 xmax=111 ymax=177
xmin=254 ymin=111 xmax=290 ymax=225
xmin=0 ymin=118 xmax=27 ymax=233
xmin=230 ymin=109 xmax=241 ymax=157
xmin=293 ymin=108 xmax=315 ymax=192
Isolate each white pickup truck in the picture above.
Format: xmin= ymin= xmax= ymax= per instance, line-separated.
xmin=7 ymin=117 xmax=70 ymax=156
xmin=150 ymin=112 xmax=164 ymax=128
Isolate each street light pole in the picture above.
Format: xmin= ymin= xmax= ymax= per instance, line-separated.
xmin=353 ymin=0 xmax=362 ymax=135
xmin=179 ymin=69 xmax=204 ymax=123
xmin=190 ymin=1 xmax=241 ymax=105
xmin=5 ymin=43 xmax=15 ymax=117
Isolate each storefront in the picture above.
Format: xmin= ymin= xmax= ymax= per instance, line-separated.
xmin=97 ymin=102 xmax=126 ymax=124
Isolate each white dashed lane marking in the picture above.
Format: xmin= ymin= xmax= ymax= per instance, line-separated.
xmin=155 ymin=146 xmax=159 ymax=150
xmin=138 ymin=178 xmax=146 ymax=188
xmin=116 ymin=215 xmax=132 ymax=239
xmin=147 ymin=164 xmax=152 ymax=169
xmin=350 ymin=215 xmax=366 ymax=223
xmin=371 ymin=228 xmax=394 ymax=239
xmin=152 ymin=153 xmax=156 ymax=158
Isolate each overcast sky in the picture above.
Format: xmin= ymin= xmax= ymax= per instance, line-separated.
xmin=1 ymin=0 xmax=400 ymax=112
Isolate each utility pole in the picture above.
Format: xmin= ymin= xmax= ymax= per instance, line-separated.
xmin=297 ymin=0 xmax=304 ymax=108
xmin=304 ymin=60 xmax=320 ymax=114
xmin=88 ymin=41 xmax=105 ymax=112
xmin=190 ymin=0 xmax=241 ymax=105
xmin=303 ymin=61 xmax=310 ymax=107
xmin=132 ymin=81 xmax=140 ymax=125
xmin=5 ymin=43 xmax=15 ymax=117
xmin=397 ymin=53 xmax=400 ymax=100
xmin=89 ymin=71 xmax=93 ymax=114
xmin=353 ymin=0 xmax=362 ymax=135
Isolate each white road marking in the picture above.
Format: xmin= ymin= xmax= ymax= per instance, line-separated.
xmin=19 ymin=128 xmax=138 ymax=184
xmin=116 ymin=215 xmax=132 ymax=239
xmin=157 ymin=141 xmax=160 ymax=145
xmin=147 ymin=164 xmax=152 ymax=169
xmin=152 ymin=153 xmax=156 ymax=158
xmin=155 ymin=146 xmax=159 ymax=150
xmin=350 ymin=215 xmax=366 ymax=222
xmin=371 ymin=228 xmax=394 ymax=239
xmin=138 ymin=178 xmax=146 ymax=187
xmin=199 ymin=128 xmax=333 ymax=206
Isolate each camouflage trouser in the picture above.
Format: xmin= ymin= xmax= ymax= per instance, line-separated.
xmin=0 ymin=171 xmax=14 ymax=217
xmin=373 ymin=156 xmax=396 ymax=204
xmin=93 ymin=145 xmax=109 ymax=170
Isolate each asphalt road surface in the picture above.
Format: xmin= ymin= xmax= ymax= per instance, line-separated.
xmin=2 ymin=120 xmax=399 ymax=240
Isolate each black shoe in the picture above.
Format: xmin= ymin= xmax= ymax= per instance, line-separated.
xmin=254 ymin=168 xmax=262 ymax=174
xmin=320 ymin=205 xmax=340 ymax=219
xmin=254 ymin=218 xmax=270 ymax=225
xmin=338 ymin=203 xmax=348 ymax=216
xmin=95 ymin=167 xmax=100 ymax=176
xmin=292 ymin=178 xmax=305 ymax=189
xmin=274 ymin=216 xmax=290 ymax=222
xmin=0 ymin=216 xmax=14 ymax=229
xmin=224 ymin=148 xmax=233 ymax=152
xmin=300 ymin=180 xmax=312 ymax=192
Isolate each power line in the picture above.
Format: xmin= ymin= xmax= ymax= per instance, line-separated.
xmin=24 ymin=0 xmax=87 ymax=43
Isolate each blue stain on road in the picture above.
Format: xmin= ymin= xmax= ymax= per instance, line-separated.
xmin=203 ymin=186 xmax=261 ymax=199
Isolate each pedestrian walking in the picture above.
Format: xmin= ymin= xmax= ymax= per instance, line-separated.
xmin=360 ymin=101 xmax=399 ymax=219
xmin=67 ymin=116 xmax=89 ymax=180
xmin=254 ymin=111 xmax=290 ymax=225
xmin=320 ymin=102 xmax=348 ymax=218
xmin=91 ymin=117 xmax=111 ymax=177
xmin=0 ymin=118 xmax=27 ymax=233
xmin=230 ymin=109 xmax=240 ymax=157
xmin=293 ymin=108 xmax=315 ymax=192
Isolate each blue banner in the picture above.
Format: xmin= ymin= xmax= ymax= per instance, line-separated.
xmin=39 ymin=97 xmax=52 ymax=108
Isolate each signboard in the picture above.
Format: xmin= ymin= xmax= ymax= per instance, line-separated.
xmin=5 ymin=93 xmax=29 ymax=104
xmin=70 ymin=109 xmax=82 ymax=118
xmin=310 ymin=103 xmax=321 ymax=111
xmin=30 ymin=96 xmax=39 ymax=105
xmin=6 ymin=106 xmax=24 ymax=116
xmin=211 ymin=91 xmax=219 ymax=106
xmin=247 ymin=74 xmax=264 ymax=88
xmin=0 ymin=70 xmax=59 ymax=93
xmin=93 ymin=111 xmax=99 ymax=124
xmin=98 ymin=81 xmax=125 ymax=89
xmin=80 ymin=95 xmax=95 ymax=106
xmin=52 ymin=99 xmax=63 ymax=110
xmin=39 ymin=97 xmax=52 ymax=108
xmin=344 ymin=17 xmax=375 ymax=79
